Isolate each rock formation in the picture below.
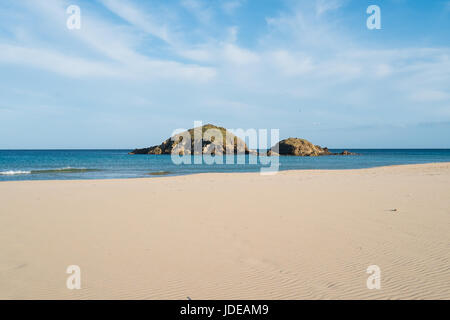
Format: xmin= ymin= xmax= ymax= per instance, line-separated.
xmin=271 ymin=138 xmax=330 ymax=156
xmin=130 ymin=125 xmax=356 ymax=156
xmin=130 ymin=124 xmax=249 ymax=155
xmin=271 ymin=138 xmax=356 ymax=156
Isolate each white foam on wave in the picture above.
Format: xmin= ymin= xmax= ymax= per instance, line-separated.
xmin=0 ymin=170 xmax=31 ymax=175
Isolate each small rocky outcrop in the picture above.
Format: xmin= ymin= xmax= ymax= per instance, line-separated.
xmin=265 ymin=150 xmax=280 ymax=156
xmin=339 ymin=150 xmax=357 ymax=155
xmin=271 ymin=138 xmax=356 ymax=156
xmin=130 ymin=124 xmax=250 ymax=155
xmin=271 ymin=138 xmax=331 ymax=156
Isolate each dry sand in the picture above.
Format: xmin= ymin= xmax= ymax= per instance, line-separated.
xmin=0 ymin=163 xmax=449 ymax=300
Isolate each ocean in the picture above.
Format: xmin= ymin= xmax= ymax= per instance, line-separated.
xmin=1 ymin=149 xmax=450 ymax=181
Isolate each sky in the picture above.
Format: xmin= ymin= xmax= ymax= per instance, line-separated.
xmin=0 ymin=0 xmax=449 ymax=149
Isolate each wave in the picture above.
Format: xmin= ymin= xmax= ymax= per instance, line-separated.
xmin=0 ymin=168 xmax=100 ymax=175
xmin=0 ymin=170 xmax=31 ymax=175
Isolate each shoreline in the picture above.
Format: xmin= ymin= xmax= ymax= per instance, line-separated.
xmin=1 ymin=161 xmax=450 ymax=183
xmin=1 ymin=162 xmax=449 ymax=299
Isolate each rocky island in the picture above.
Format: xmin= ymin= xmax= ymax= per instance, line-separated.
xmin=130 ymin=124 xmax=249 ymax=155
xmin=130 ymin=124 xmax=356 ymax=156
xmin=272 ymin=138 xmax=356 ymax=156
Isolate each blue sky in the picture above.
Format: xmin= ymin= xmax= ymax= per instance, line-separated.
xmin=0 ymin=0 xmax=449 ymax=148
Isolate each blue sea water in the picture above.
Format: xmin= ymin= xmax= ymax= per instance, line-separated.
xmin=1 ymin=149 xmax=450 ymax=181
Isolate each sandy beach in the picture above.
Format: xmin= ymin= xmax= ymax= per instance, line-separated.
xmin=0 ymin=162 xmax=449 ymax=300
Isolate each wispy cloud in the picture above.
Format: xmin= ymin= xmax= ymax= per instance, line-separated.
xmin=0 ymin=43 xmax=117 ymax=77
xmin=0 ymin=0 xmax=449 ymax=147
xmin=222 ymin=0 xmax=244 ymax=14
xmin=315 ymin=0 xmax=346 ymax=15
xmin=410 ymin=90 xmax=450 ymax=102
xmin=0 ymin=0 xmax=215 ymax=81
xmin=181 ymin=0 xmax=213 ymax=24
xmin=99 ymin=0 xmax=173 ymax=44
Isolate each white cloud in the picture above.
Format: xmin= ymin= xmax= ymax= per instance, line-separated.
xmin=269 ymin=50 xmax=314 ymax=76
xmin=1 ymin=0 xmax=449 ymax=124
xmin=99 ymin=0 xmax=173 ymax=44
xmin=177 ymin=47 xmax=214 ymax=62
xmin=228 ymin=26 xmax=239 ymax=43
xmin=373 ymin=64 xmax=392 ymax=77
xmin=181 ymin=0 xmax=213 ymax=24
xmin=0 ymin=44 xmax=117 ymax=77
xmin=222 ymin=0 xmax=244 ymax=15
xmin=222 ymin=43 xmax=260 ymax=65
xmin=410 ymin=90 xmax=450 ymax=102
xmin=1 ymin=0 xmax=216 ymax=82
xmin=315 ymin=0 xmax=345 ymax=15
